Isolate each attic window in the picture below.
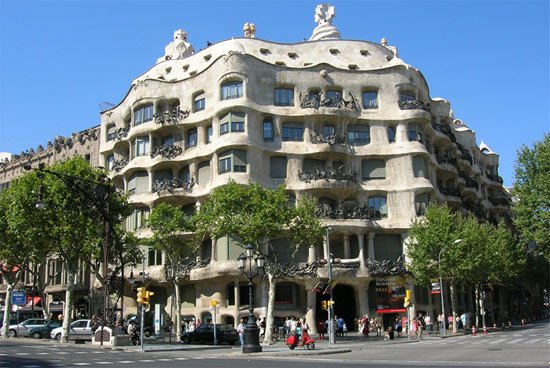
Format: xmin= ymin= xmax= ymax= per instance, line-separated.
xmin=158 ymin=75 xmax=165 ymax=80
xmin=260 ymin=48 xmax=269 ymax=54
xmin=189 ymin=70 xmax=197 ymax=76
xmin=275 ymin=61 xmax=285 ymax=66
xmin=165 ymin=67 xmax=172 ymax=74
xmin=204 ymin=54 xmax=212 ymax=61
xmin=303 ymin=62 xmax=312 ymax=66
xmin=360 ymin=50 xmax=369 ymax=56
xmin=182 ymin=64 xmax=190 ymax=71
xmin=348 ymin=64 xmax=359 ymax=70
xmin=329 ymin=48 xmax=339 ymax=55
xmin=288 ymin=52 xmax=297 ymax=58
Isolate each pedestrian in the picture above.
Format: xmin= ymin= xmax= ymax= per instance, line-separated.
xmin=259 ymin=317 xmax=266 ymax=338
xmin=424 ymin=314 xmax=432 ymax=334
xmin=375 ymin=315 xmax=383 ymax=336
xmin=91 ymin=315 xmax=100 ymax=335
xmin=336 ymin=316 xmax=344 ymax=337
xmin=387 ymin=326 xmax=394 ymax=340
xmin=128 ymin=320 xmax=139 ymax=345
xmin=416 ymin=314 xmax=424 ymax=339
xmin=394 ymin=316 xmax=403 ymax=337
xmin=361 ymin=315 xmax=370 ymax=337
xmin=284 ymin=316 xmax=292 ymax=337
xmin=237 ymin=318 xmax=245 ymax=347
xmin=317 ymin=320 xmax=326 ymax=340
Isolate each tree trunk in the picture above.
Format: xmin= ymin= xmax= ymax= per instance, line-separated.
xmin=1 ymin=283 xmax=14 ymax=339
xmin=60 ymin=270 xmax=75 ymax=343
xmin=450 ymin=281 xmax=458 ymax=334
xmin=475 ymin=284 xmax=480 ymax=327
xmin=174 ymin=281 xmax=181 ymax=342
xmin=263 ymin=273 xmax=276 ymax=344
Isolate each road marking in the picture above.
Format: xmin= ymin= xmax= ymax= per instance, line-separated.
xmin=157 ymin=358 xmax=173 ymax=361
xmin=16 ymin=352 xmax=31 ymax=355
xmin=525 ymin=338 xmax=543 ymax=343
xmin=95 ymin=362 xmax=113 ymax=365
xmin=37 ymin=352 xmax=50 ymax=355
xmin=137 ymin=360 xmax=155 ymax=362
xmin=489 ymin=338 xmax=508 ymax=344
xmin=119 ymin=361 xmax=135 ymax=364
xmin=175 ymin=357 xmax=189 ymax=360
xmin=507 ymin=338 xmax=526 ymax=343
xmin=58 ymin=352 xmax=69 ymax=355
xmin=22 ymin=365 xmax=43 ymax=368
xmin=73 ymin=363 xmax=91 ymax=366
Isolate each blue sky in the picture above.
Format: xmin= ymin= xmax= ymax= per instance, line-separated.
xmin=0 ymin=0 xmax=548 ymax=187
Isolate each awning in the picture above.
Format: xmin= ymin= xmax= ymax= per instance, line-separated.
xmin=376 ymin=308 xmax=407 ymax=314
xmin=25 ymin=296 xmax=42 ymax=308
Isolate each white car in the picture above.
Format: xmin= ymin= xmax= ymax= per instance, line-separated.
xmin=50 ymin=319 xmax=92 ymax=340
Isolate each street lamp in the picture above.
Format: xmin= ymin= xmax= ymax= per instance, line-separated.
xmin=237 ymin=244 xmax=265 ymax=353
xmin=325 ymin=226 xmax=336 ymax=345
xmin=439 ymin=239 xmax=462 ymax=336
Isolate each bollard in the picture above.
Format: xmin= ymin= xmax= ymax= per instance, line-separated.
xmin=471 ymin=326 xmax=476 ymax=336
xmin=483 ymin=325 xmax=487 ymax=335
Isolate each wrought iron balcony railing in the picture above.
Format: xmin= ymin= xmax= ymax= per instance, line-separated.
xmin=152 ymin=178 xmax=195 ymax=193
xmin=399 ymin=99 xmax=431 ymax=112
xmin=150 ymin=145 xmax=183 ymax=159
xmin=299 ymin=166 xmax=357 ymax=183
xmin=310 ymin=132 xmax=347 ymax=145
xmin=153 ymin=107 xmax=190 ymax=125
xmin=315 ymin=201 xmax=381 ymax=220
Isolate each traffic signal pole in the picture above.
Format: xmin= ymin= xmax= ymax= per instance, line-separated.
xmin=140 ymin=259 xmax=145 ymax=351
xmin=326 ymin=226 xmax=335 ymax=345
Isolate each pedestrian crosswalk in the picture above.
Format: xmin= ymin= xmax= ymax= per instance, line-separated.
xmin=423 ymin=332 xmax=550 ymax=346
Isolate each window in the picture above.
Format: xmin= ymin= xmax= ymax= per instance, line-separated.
xmin=218 ymin=149 xmax=247 ymax=174
xmin=413 ymin=156 xmax=429 ymax=178
xmin=415 ymin=192 xmax=430 ymax=216
xmin=282 ymin=123 xmax=303 ymax=141
xmin=125 ymin=207 xmax=149 ymax=231
xmin=408 ymin=122 xmax=424 ymax=142
xmin=275 ymin=283 xmax=298 ymax=306
xmin=134 ymin=104 xmax=154 ymax=126
xmin=274 ymin=88 xmax=294 ymax=106
xmin=216 ymin=235 xmax=245 ymax=261
xmin=263 ymin=118 xmax=274 ymax=141
xmin=348 ymin=124 xmax=370 ymax=145
xmin=325 ymin=90 xmax=341 ymax=101
xmin=387 ymin=126 xmax=396 ymax=143
xmin=303 ymin=159 xmax=325 ymax=172
xmin=135 ymin=136 xmax=150 ymax=157
xmin=362 ymin=159 xmax=386 ymax=180
xmin=180 ymin=166 xmax=190 ymax=183
xmin=197 ymin=161 xmax=211 ymax=185
xmin=221 ymin=81 xmax=243 ymax=100
xmin=323 ymin=125 xmax=335 ymax=137
xmin=362 ymin=91 xmax=378 ymax=109
xmin=194 ymin=92 xmax=205 ymax=111
xmin=106 ymin=125 xmax=116 ymax=141
xmin=161 ymin=135 xmax=174 ymax=147
xmin=187 ymin=128 xmax=198 ymax=147
xmin=219 ymin=112 xmax=245 ymax=135
xmin=400 ymin=92 xmax=416 ymax=103
xmin=148 ymin=247 xmax=162 ymax=266
xmin=270 ymin=156 xmax=287 ymax=178
xmin=373 ymin=234 xmax=402 ymax=261
xmin=127 ymin=171 xmax=149 ymax=195
xmin=206 ymin=126 xmax=213 ymax=143
xmin=106 ymin=154 xmax=115 ymax=171
xmin=368 ymin=196 xmax=388 ymax=217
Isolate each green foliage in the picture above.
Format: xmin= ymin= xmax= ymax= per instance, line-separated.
xmin=512 ymin=133 xmax=550 ymax=261
xmin=194 ymin=180 xmax=322 ymax=264
xmin=407 ymin=203 xmax=523 ymax=287
xmin=147 ymin=202 xmax=197 ymax=282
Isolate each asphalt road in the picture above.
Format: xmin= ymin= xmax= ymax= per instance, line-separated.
xmin=0 ymin=321 xmax=548 ymax=368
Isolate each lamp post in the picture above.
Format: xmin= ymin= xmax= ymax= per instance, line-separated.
xmin=237 ymin=244 xmax=265 ymax=353
xmin=325 ymin=226 xmax=336 ymax=345
xmin=438 ymin=239 xmax=462 ymax=336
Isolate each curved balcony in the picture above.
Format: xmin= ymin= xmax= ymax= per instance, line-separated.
xmin=153 ymin=107 xmax=190 ymax=126
xmin=150 ymin=144 xmax=183 ymax=159
xmin=152 ymin=177 xmax=195 ymax=193
xmin=310 ymin=132 xmax=347 ymax=145
xmin=430 ymin=120 xmax=456 ymax=143
xmin=299 ymin=92 xmax=359 ymax=111
xmin=315 ymin=201 xmax=381 ymax=220
xmin=399 ymin=99 xmax=431 ymax=113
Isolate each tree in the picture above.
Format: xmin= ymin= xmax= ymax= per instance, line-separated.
xmin=407 ymin=204 xmax=464 ymax=332
xmin=147 ymin=202 xmax=200 ymax=341
xmin=512 ymin=133 xmax=550 ymax=260
xmin=0 ymin=176 xmax=52 ymax=338
xmin=194 ymin=180 xmax=323 ymax=343
xmin=1 ymin=157 xmax=130 ymax=342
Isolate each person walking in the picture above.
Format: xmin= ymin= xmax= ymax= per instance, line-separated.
xmin=237 ymin=318 xmax=245 ymax=347
xmin=375 ymin=315 xmax=383 ymax=336
xmin=394 ymin=316 xmax=403 ymax=337
xmin=317 ymin=320 xmax=326 ymax=340
xmin=416 ymin=314 xmax=424 ymax=340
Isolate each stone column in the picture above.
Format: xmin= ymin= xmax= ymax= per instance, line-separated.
xmin=357 ymin=233 xmax=366 ymax=269
xmin=367 ymin=232 xmax=375 ymax=260
xmin=305 ymin=280 xmax=317 ymax=334
xmin=308 ymin=244 xmax=316 ymax=263
xmin=357 ymin=285 xmax=370 ymax=318
xmin=343 ymin=234 xmax=351 ymax=259
xmin=147 ymin=169 xmax=153 ymax=192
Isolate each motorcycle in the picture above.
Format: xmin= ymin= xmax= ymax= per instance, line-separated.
xmin=286 ymin=329 xmax=315 ymax=350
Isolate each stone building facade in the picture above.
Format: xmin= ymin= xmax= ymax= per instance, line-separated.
xmin=98 ymin=4 xmax=511 ymax=331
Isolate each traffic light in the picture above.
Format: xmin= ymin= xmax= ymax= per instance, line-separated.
xmin=404 ymin=289 xmax=412 ymax=307
xmin=136 ymin=287 xmax=145 ymax=305
xmin=321 ymin=300 xmax=327 ymax=310
xmin=143 ymin=290 xmax=155 ymax=307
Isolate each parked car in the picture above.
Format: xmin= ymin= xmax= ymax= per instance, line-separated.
xmin=27 ymin=320 xmax=61 ymax=339
xmin=4 ymin=318 xmax=49 ymax=338
xmin=181 ymin=324 xmax=238 ymax=345
xmin=50 ymin=319 xmax=92 ymax=340
xmin=0 ymin=310 xmax=44 ymax=329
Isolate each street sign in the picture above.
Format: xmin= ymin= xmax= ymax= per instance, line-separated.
xmin=12 ymin=290 xmax=26 ymax=306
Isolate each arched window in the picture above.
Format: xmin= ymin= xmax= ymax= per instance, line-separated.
xmin=221 ymin=81 xmax=243 ymax=100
